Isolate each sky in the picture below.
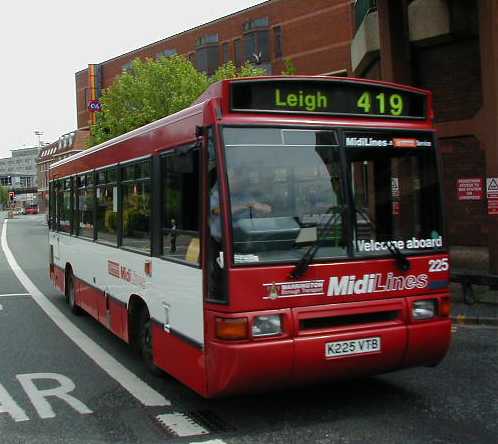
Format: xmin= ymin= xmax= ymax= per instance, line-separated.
xmin=0 ymin=0 xmax=267 ymax=158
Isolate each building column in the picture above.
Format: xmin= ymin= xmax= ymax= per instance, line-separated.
xmin=478 ymin=0 xmax=498 ymax=274
xmin=376 ymin=0 xmax=412 ymax=83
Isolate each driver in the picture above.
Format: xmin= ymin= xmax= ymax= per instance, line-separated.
xmin=227 ymin=168 xmax=272 ymax=218
xmin=210 ymin=168 xmax=272 ymax=224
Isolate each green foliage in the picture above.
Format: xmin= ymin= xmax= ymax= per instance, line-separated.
xmin=0 ymin=186 xmax=8 ymax=206
xmin=209 ymin=61 xmax=266 ymax=83
xmin=88 ymin=57 xmax=266 ymax=147
xmin=89 ymin=56 xmax=209 ymax=146
xmin=281 ymin=58 xmax=297 ymax=75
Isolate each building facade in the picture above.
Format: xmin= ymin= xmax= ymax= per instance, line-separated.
xmin=36 ymin=129 xmax=88 ymax=212
xmin=0 ymin=147 xmax=40 ymax=207
xmin=73 ymin=0 xmax=498 ymax=274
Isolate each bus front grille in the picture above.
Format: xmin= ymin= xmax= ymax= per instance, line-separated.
xmin=299 ymin=310 xmax=400 ymax=331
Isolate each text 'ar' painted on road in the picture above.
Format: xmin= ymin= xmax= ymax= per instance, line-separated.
xmin=0 ymin=373 xmax=92 ymax=422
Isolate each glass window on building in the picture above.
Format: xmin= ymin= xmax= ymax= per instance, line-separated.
xmin=234 ymin=39 xmax=242 ymax=67
xmin=273 ymin=26 xmax=282 ymax=58
xmin=196 ymin=45 xmax=220 ymax=75
xmin=222 ymin=42 xmax=230 ymax=64
xmin=243 ymin=17 xmax=270 ymax=64
xmin=243 ymin=29 xmax=270 ymax=64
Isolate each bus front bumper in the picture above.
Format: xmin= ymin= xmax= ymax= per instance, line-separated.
xmin=205 ymin=318 xmax=451 ymax=398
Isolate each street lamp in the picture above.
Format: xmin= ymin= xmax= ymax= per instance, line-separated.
xmin=34 ymin=130 xmax=44 ymax=147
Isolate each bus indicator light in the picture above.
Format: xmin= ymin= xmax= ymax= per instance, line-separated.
xmin=439 ymin=298 xmax=451 ymax=318
xmin=215 ymin=317 xmax=248 ymax=340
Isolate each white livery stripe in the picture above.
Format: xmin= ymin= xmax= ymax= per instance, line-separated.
xmin=0 ymin=293 xmax=31 ymax=298
xmin=157 ymin=413 xmax=209 ymax=437
xmin=1 ymin=220 xmax=170 ymax=407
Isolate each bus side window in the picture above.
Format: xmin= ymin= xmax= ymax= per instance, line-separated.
xmin=121 ymin=161 xmax=152 ymax=254
xmin=77 ymin=173 xmax=95 ymax=239
xmin=161 ymin=146 xmax=200 ymax=264
xmin=96 ymin=167 xmax=118 ymax=246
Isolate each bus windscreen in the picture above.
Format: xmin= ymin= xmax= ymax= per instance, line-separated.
xmin=346 ymin=132 xmax=443 ymax=256
xmin=222 ymin=128 xmax=443 ymax=265
xmin=223 ymin=127 xmax=347 ymax=265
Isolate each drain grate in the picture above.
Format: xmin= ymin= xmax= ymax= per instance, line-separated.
xmin=188 ymin=409 xmax=236 ymax=433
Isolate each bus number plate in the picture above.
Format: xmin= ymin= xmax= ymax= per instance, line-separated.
xmin=325 ymin=337 xmax=381 ymax=358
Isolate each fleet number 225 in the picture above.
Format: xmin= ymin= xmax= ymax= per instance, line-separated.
xmin=428 ymin=258 xmax=449 ymax=272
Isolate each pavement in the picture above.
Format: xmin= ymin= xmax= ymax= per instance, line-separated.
xmin=450 ymin=282 xmax=498 ymax=327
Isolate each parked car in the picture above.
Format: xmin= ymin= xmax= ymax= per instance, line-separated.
xmin=25 ymin=205 xmax=39 ymax=215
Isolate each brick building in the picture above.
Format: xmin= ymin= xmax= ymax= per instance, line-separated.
xmin=350 ymin=0 xmax=497 ymax=274
xmin=74 ymin=0 xmax=498 ymax=274
xmin=75 ymin=0 xmax=354 ymax=129
xmin=36 ymin=129 xmax=89 ymax=212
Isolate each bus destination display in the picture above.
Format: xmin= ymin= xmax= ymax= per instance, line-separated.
xmin=231 ymin=80 xmax=427 ymax=119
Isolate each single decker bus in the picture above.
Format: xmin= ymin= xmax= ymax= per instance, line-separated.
xmin=48 ymin=76 xmax=451 ymax=398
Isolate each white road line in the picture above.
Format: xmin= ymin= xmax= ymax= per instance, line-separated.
xmin=189 ymin=440 xmax=227 ymax=444
xmin=0 ymin=293 xmax=31 ymax=298
xmin=156 ymin=413 xmax=209 ymax=437
xmin=0 ymin=220 xmax=170 ymax=407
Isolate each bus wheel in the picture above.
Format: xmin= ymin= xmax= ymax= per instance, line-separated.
xmin=138 ymin=308 xmax=162 ymax=376
xmin=66 ymin=271 xmax=82 ymax=315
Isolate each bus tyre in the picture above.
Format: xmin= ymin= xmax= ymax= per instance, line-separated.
xmin=138 ymin=308 xmax=162 ymax=376
xmin=66 ymin=272 xmax=82 ymax=315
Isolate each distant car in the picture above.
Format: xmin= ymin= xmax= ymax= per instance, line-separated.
xmin=25 ymin=205 xmax=39 ymax=215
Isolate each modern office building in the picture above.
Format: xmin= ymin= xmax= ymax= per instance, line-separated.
xmin=74 ymin=0 xmax=498 ymax=274
xmin=0 ymin=147 xmax=40 ymax=205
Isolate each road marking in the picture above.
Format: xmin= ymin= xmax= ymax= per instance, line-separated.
xmin=0 ymin=293 xmax=31 ymax=298
xmin=0 ymin=382 xmax=29 ymax=422
xmin=17 ymin=373 xmax=93 ymax=419
xmin=189 ymin=440 xmax=227 ymax=444
xmin=156 ymin=413 xmax=209 ymax=437
xmin=0 ymin=220 xmax=170 ymax=407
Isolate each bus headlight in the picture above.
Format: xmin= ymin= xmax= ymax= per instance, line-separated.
xmin=252 ymin=315 xmax=282 ymax=337
xmin=412 ymin=300 xmax=436 ymax=320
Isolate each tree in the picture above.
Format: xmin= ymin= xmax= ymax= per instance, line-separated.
xmin=209 ymin=61 xmax=266 ymax=83
xmin=88 ymin=56 xmax=209 ymax=146
xmin=88 ymin=57 xmax=266 ymax=147
xmin=281 ymin=58 xmax=297 ymax=75
xmin=0 ymin=186 xmax=8 ymax=208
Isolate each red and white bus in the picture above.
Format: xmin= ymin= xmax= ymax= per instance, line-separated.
xmin=49 ymin=76 xmax=451 ymax=398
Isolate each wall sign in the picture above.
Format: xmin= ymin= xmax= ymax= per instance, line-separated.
xmin=457 ymin=178 xmax=483 ymax=201
xmin=487 ymin=177 xmax=498 ymax=215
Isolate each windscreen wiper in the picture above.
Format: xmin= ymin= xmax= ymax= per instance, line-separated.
xmin=386 ymin=241 xmax=411 ymax=271
xmin=290 ymin=207 xmax=344 ymax=279
xmin=354 ymin=207 xmax=410 ymax=271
